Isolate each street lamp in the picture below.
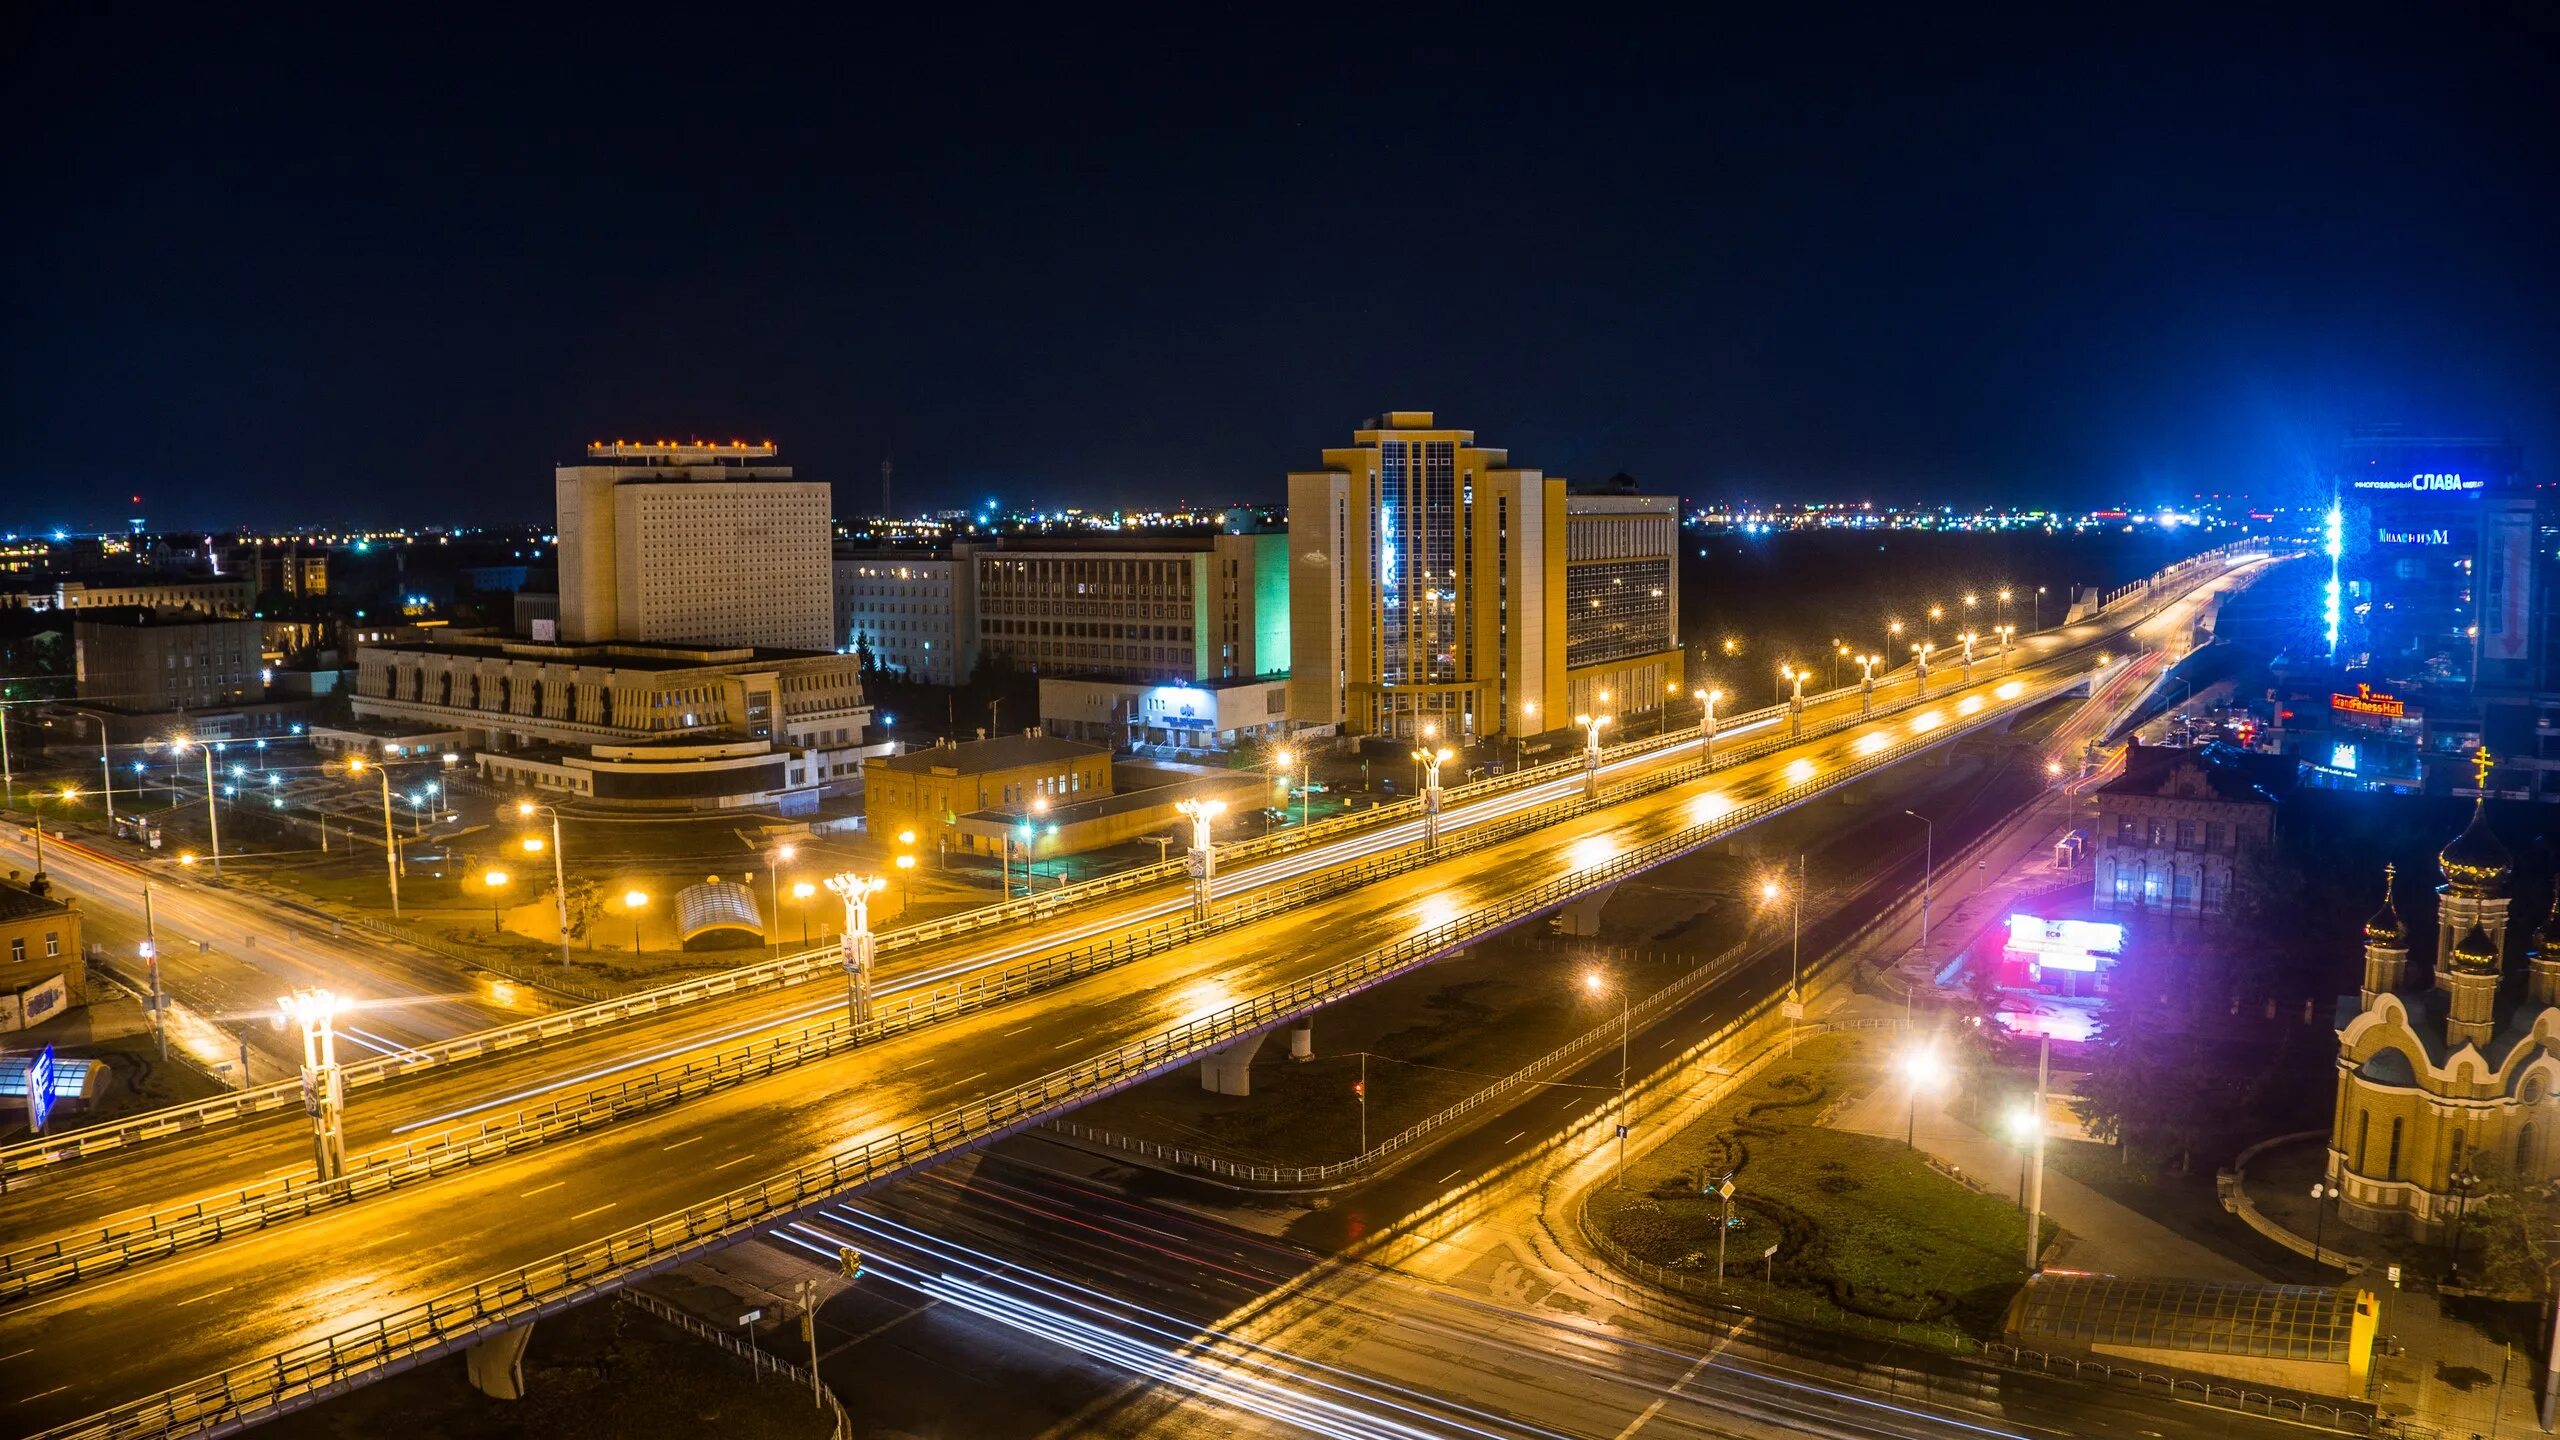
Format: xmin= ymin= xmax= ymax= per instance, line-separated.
xmin=825 ymin=872 xmax=887 ymax=1026
xmin=765 ymin=842 xmax=798 ymax=957
xmin=1411 ymin=745 xmax=1451 ymax=848
xmin=1760 ymin=855 xmax=1807 ymax=1048
xmin=1885 ymin=617 xmax=1904 ymax=664
xmin=275 ymin=987 xmax=347 ymax=1180
xmin=1911 ymin=640 xmax=1934 ymax=695
xmin=1273 ymin=747 xmax=1311 ymax=827
xmin=1898 ymin=1040 xmax=1947 ymax=1149
xmin=1780 ymin=665 xmax=1808 ymax=737
xmin=1903 ymin=808 xmax=1934 ymax=952
xmin=2447 ymin=1165 xmax=2482 ymax=1271
xmin=2309 ymin=1180 xmax=2337 ymax=1267
xmin=623 ymin=888 xmax=650 ymax=957
xmin=1854 ymin=653 xmax=1882 ymax=715
xmin=2005 ymin=1102 xmax=2037 ymax=1207
xmin=1959 ymin=630 xmax=1978 ymax=678
xmin=1995 ymin=623 xmax=2016 ymax=668
xmin=1175 ymin=797 xmax=1224 ymax=921
xmin=341 ymin=755 xmax=401 ymax=916
xmin=515 ymin=799 xmax=571 ymax=966
xmin=1575 ymin=711 xmax=1609 ymax=800
xmin=791 ymin=880 xmax=817 ymax=944
xmin=169 ymin=735 xmax=223 ymax=879
xmin=1693 ymin=687 xmax=1722 ymax=759
xmin=481 ymin=868 xmax=509 ymax=932
xmin=1584 ymin=969 xmax=1631 ymax=1187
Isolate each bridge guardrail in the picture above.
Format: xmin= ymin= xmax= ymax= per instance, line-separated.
xmin=0 ymin=544 xmax=2273 ymax=1190
xmin=28 ymin=651 xmax=2107 ymax=1440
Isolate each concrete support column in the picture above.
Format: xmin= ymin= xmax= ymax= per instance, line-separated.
xmin=1287 ymin=1020 xmax=1313 ymax=1062
xmin=1199 ymin=1032 xmax=1267 ymax=1095
xmin=465 ymin=1320 xmax=535 ymax=1400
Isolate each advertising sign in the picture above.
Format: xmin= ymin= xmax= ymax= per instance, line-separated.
xmin=2483 ymin=508 xmax=2533 ymax=664
xmin=2351 ymin=473 xmax=2483 ymax=493
xmin=2005 ymin=915 xmax=2123 ymax=974
xmin=17 ymin=975 xmax=67 ymax=1028
xmin=2331 ymin=684 xmax=2405 ymax=719
xmin=27 ymin=1045 xmax=55 ymax=1133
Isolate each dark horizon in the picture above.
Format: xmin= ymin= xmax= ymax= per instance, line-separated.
xmin=7 ymin=6 xmax=2555 ymax=531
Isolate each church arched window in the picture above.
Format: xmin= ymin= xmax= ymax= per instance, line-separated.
xmin=2354 ymin=1111 xmax=2370 ymax=1173
xmin=2522 ymin=1123 xmax=2539 ymax=1174
xmin=2386 ymin=1117 xmax=2404 ymax=1180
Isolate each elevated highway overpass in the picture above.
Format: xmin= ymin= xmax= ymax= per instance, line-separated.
xmin=0 ymin=547 xmax=2287 ymax=1438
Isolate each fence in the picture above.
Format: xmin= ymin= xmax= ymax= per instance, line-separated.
xmin=615 ymin=1289 xmax=851 ymax=1440
xmin=18 ymin=549 xmax=2281 ymax=1440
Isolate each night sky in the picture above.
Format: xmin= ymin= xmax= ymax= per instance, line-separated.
xmin=6 ymin=6 xmax=2555 ymax=530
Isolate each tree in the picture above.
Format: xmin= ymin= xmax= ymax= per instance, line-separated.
xmin=562 ymin=877 xmax=602 ymax=950
xmin=2458 ymin=1155 xmax=2557 ymax=1297
xmin=2071 ymin=958 xmax=2228 ymax=1171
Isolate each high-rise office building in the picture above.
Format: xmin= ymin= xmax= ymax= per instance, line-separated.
xmin=1287 ymin=412 xmax=1679 ymax=742
xmin=556 ymin=440 xmax=833 ymax=651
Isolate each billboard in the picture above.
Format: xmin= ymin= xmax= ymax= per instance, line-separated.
xmin=2005 ymin=915 xmax=2124 ymax=974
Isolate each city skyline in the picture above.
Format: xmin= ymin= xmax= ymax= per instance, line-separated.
xmin=7 ymin=9 xmax=2556 ymax=529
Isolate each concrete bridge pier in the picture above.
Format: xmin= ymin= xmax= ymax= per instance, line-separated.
xmin=465 ymin=1320 xmax=534 ymax=1400
xmin=1287 ymin=1020 xmax=1313 ymax=1062
xmin=1550 ymin=883 xmax=1618 ymax=937
xmin=1200 ymin=1032 xmax=1267 ymax=1094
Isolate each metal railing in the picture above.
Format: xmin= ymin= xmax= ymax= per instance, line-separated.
xmin=1 ymin=544 xmax=2272 ymax=1200
xmin=25 ymin=653 xmax=2112 ymax=1440
xmin=616 ymin=1289 xmax=852 ymax=1440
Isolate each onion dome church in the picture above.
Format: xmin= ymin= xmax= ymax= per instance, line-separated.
xmin=2330 ymin=750 xmax=2560 ymax=1240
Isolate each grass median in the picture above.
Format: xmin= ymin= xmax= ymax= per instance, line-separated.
xmin=1589 ymin=1030 xmax=2042 ymax=1340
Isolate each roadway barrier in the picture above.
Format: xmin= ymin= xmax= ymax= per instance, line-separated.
xmin=0 ymin=544 xmax=2276 ymax=1195
xmin=27 ymin=649 xmax=2115 ymax=1440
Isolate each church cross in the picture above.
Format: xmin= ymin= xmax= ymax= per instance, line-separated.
xmin=2472 ymin=746 xmax=2494 ymax=790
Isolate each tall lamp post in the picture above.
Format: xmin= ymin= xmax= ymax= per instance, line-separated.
xmin=1996 ymin=623 xmax=2016 ymax=668
xmin=276 ymin=988 xmax=348 ymax=1181
xmin=791 ymin=880 xmax=817 ymax=944
xmin=1575 ymin=711 xmax=1609 ymax=801
xmin=516 ymin=801 xmax=571 ymax=966
xmin=1959 ymin=630 xmax=1978 ymax=680
xmin=826 ymin=872 xmax=886 ymax=1027
xmin=1855 ymin=653 xmax=1881 ymax=716
xmin=623 ymin=888 xmax=649 ymax=957
xmin=1898 ymin=1039 xmax=1946 ymax=1149
xmin=1584 ymin=969 xmax=1631 ymax=1187
xmin=480 ymin=868 xmax=510 ymax=932
xmin=1911 ymin=641 xmax=1934 ymax=695
xmin=1781 ymin=665 xmax=1808 ymax=738
xmin=764 ymin=842 xmax=797 ymax=957
xmin=1903 ymin=808 xmax=1934 ymax=951
xmin=1885 ymin=618 xmax=1904 ymax=670
xmin=171 ymin=735 xmax=223 ymax=879
xmin=1175 ymin=797 xmax=1223 ymax=922
xmin=342 ymin=756 xmax=401 ymax=917
xmin=2308 ymin=1180 xmax=2337 ymax=1267
xmin=1760 ymin=854 xmax=1807 ymax=1049
xmin=1412 ymin=745 xmax=1450 ymax=848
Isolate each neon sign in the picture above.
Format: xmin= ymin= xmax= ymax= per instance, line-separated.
xmin=2331 ymin=684 xmax=2405 ymax=718
xmin=2352 ymin=473 xmax=2481 ymax=492
xmin=2374 ymin=527 xmax=2450 ymax=545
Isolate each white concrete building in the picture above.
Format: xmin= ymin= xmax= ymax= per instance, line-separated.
xmin=556 ymin=440 xmax=833 ymax=651
xmin=835 ymin=551 xmax=972 ymax=683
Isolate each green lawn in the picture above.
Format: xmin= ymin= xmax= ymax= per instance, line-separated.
xmin=1591 ymin=1031 xmax=2041 ymax=1338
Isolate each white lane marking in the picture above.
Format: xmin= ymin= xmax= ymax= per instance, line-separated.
xmin=570 ymin=1202 xmax=616 ymax=1221
xmin=520 ymin=1181 xmax=565 ymax=1198
xmin=1503 ymin=1131 xmax=1527 ymax=1145
xmin=714 ymin=1153 xmax=758 ymax=1170
xmin=1437 ymin=1168 xmax=1462 ymax=1184
xmin=14 ymin=1385 xmax=67 ymax=1404
xmin=175 ymin=1285 xmax=237 ymax=1307
xmin=661 ymin=1136 xmax=703 ymax=1152
xmin=1610 ymin=1320 xmax=1744 ymax=1439
xmin=0 ymin=1349 xmax=31 ymax=1363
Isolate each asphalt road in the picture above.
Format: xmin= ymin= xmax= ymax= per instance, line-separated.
xmin=0 ymin=557 xmax=2284 ymax=1436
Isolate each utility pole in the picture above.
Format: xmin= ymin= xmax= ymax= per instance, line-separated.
xmin=2026 ymin=1035 xmax=2048 ymax=1272
xmin=141 ymin=881 xmax=166 ymax=1061
xmin=794 ymin=1277 xmax=824 ymax=1411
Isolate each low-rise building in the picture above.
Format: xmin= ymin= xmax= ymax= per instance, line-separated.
xmin=74 ymin=609 xmax=265 ymax=713
xmin=0 ymin=575 xmax=257 ymax=616
xmin=2092 ymin=741 xmax=2295 ymax=919
xmin=863 ymin=733 xmax=1111 ymax=846
xmin=1038 ymin=674 xmax=1292 ymax=755
xmin=0 ymin=870 xmax=86 ymax=1031
xmin=351 ymin=635 xmax=870 ymax=810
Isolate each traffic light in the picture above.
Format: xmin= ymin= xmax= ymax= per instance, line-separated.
xmin=837 ymin=1245 xmax=863 ymax=1279
xmin=1352 ymin=1080 xmax=1365 ymax=1100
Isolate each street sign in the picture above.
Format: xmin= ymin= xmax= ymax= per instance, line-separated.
xmin=1615 ymin=1124 xmax=1629 ymax=1138
xmin=737 ymin=1308 xmax=763 ymax=1325
xmin=1781 ymin=1000 xmax=1806 ymax=1020
xmin=26 ymin=1045 xmax=56 ymax=1133
xmin=1762 ymin=1242 xmax=1780 ymax=1259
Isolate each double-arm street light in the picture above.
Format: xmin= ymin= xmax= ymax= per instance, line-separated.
xmin=827 ymin=872 xmax=887 ymax=1026
xmin=1853 ymin=653 xmax=1883 ymax=715
xmin=1996 ymin=623 xmax=2016 ymax=668
xmin=276 ymin=987 xmax=348 ymax=1180
xmin=1273 ymin=747 xmax=1311 ymax=827
xmin=1959 ymin=630 xmax=1979 ymax=678
xmin=1575 ymin=711 xmax=1610 ymax=800
xmin=1175 ymin=797 xmax=1224 ymax=922
xmin=1779 ymin=665 xmax=1809 ymax=738
xmin=1411 ymin=745 xmax=1451 ymax=848
xmin=515 ymin=800 xmax=572 ymax=966
xmin=1910 ymin=641 xmax=1935 ymax=695
xmin=1693 ymin=687 xmax=1722 ymax=759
